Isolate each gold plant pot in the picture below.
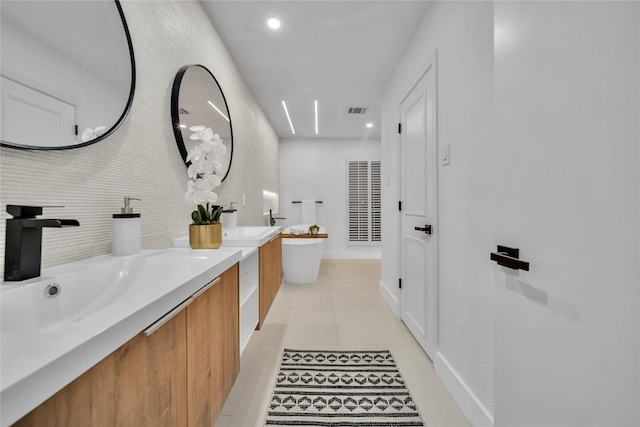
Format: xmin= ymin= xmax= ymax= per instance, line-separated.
xmin=189 ymin=223 xmax=222 ymax=249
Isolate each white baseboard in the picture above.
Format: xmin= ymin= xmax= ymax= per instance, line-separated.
xmin=435 ymin=352 xmax=494 ymax=427
xmin=379 ymin=280 xmax=399 ymax=316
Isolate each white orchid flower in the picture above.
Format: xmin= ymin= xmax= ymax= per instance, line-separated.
xmin=200 ymin=139 xmax=220 ymax=155
xmin=211 ymin=141 xmax=226 ymax=157
xmin=201 ymin=164 xmax=216 ymax=176
xmin=186 ymin=144 xmax=203 ymax=163
xmin=207 ymin=174 xmax=222 ymax=188
xmin=189 ymin=126 xmax=214 ymax=142
xmin=195 ymin=177 xmax=212 ymax=192
xmin=185 ymin=125 xmax=225 ymax=210
xmin=187 ymin=163 xmax=199 ymax=180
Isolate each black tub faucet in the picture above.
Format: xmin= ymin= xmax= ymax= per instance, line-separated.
xmin=4 ymin=205 xmax=80 ymax=282
xmin=269 ymin=209 xmax=285 ymax=226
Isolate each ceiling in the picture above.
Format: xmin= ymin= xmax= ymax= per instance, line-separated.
xmin=201 ymin=1 xmax=431 ymax=139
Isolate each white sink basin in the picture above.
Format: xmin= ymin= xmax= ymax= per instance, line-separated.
xmin=1 ymin=251 xmax=230 ymax=334
xmin=173 ymin=226 xmax=282 ymax=248
xmin=0 ymin=247 xmax=242 ymax=427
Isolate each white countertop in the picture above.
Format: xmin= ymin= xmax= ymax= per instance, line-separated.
xmin=0 ymin=247 xmax=242 ymax=426
xmin=173 ymin=225 xmax=282 ymax=248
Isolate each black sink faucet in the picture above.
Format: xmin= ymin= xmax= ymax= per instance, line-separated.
xmin=269 ymin=209 xmax=286 ymax=226
xmin=4 ymin=205 xmax=80 ymax=282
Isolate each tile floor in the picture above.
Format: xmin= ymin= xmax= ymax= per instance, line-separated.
xmin=215 ymin=259 xmax=470 ymax=427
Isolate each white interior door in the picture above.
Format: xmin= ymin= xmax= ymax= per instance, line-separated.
xmin=399 ymin=54 xmax=438 ymax=360
xmin=1 ymin=76 xmax=77 ymax=147
xmin=494 ymin=3 xmax=639 ymax=425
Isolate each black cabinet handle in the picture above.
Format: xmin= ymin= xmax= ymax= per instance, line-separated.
xmin=490 ymin=245 xmax=529 ymax=271
xmin=414 ymin=225 xmax=432 ymax=235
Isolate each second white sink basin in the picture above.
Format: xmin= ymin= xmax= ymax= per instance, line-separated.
xmin=173 ymin=226 xmax=282 ymax=248
xmin=223 ymin=226 xmax=272 ymax=238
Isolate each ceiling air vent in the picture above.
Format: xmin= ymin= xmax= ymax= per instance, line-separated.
xmin=348 ymin=107 xmax=368 ymax=114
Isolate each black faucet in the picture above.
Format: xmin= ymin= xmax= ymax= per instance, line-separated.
xmin=4 ymin=205 xmax=80 ymax=282
xmin=269 ymin=209 xmax=286 ymax=226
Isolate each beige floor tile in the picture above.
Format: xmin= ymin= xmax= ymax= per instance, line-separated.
xmin=263 ymin=322 xmax=340 ymax=347
xmin=217 ymin=259 xmax=469 ymax=427
xmin=267 ymin=308 xmax=336 ymax=324
xmin=423 ymin=414 xmax=472 ymax=427
xmin=220 ymin=344 xmax=277 ymax=416
xmin=214 ymin=415 xmax=232 ymax=426
xmin=332 ymin=288 xmax=390 ymax=311
xmin=227 ymin=415 xmax=267 ymax=427
xmin=270 ymin=290 xmax=335 ymax=311
xmin=330 ymin=272 xmax=378 ymax=289
xmin=326 ymin=265 xmax=372 ymax=278
xmin=336 ymin=310 xmax=415 ymax=346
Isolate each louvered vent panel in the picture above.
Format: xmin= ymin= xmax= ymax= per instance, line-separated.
xmin=347 ymin=107 xmax=368 ymax=114
xmin=370 ymin=160 xmax=381 ymax=242
xmin=347 ymin=160 xmax=369 ymax=242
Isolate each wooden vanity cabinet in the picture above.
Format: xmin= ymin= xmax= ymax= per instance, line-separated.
xmin=14 ymin=309 xmax=188 ymax=427
xmin=258 ymin=234 xmax=282 ymax=329
xmin=14 ymin=264 xmax=240 ymax=427
xmin=187 ymin=263 xmax=239 ymax=427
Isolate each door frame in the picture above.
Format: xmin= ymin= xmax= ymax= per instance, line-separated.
xmin=397 ymin=50 xmax=439 ymax=354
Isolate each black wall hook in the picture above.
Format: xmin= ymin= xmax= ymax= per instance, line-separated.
xmin=490 ymin=245 xmax=530 ymax=271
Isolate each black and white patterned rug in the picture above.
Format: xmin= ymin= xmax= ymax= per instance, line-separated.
xmin=265 ymin=349 xmax=425 ymax=426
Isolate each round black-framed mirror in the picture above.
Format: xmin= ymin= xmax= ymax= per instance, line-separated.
xmin=171 ymin=64 xmax=233 ymax=182
xmin=0 ymin=0 xmax=136 ymax=150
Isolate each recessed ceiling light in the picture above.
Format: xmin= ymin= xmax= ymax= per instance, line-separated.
xmin=267 ymin=18 xmax=281 ymax=29
xmin=315 ymin=100 xmax=318 ymax=135
xmin=282 ymin=101 xmax=295 ymax=134
xmin=366 ymin=123 xmax=374 ymax=128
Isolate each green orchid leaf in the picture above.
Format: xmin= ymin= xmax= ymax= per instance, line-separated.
xmin=211 ymin=206 xmax=224 ymax=223
xmin=198 ymin=205 xmax=208 ymax=223
xmin=192 ymin=210 xmax=201 ymax=224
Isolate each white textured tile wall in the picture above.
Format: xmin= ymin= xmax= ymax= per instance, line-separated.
xmin=0 ymin=0 xmax=280 ymax=274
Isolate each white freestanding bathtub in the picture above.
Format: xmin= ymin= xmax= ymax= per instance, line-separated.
xmin=282 ymin=225 xmax=325 ymax=284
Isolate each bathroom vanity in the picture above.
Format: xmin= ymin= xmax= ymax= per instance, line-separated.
xmin=258 ymin=233 xmax=282 ymax=328
xmin=1 ymin=248 xmax=242 ymax=427
xmin=173 ymin=225 xmax=283 ymax=339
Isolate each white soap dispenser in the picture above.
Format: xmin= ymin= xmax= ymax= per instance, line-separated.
xmin=222 ymin=202 xmax=238 ymax=228
xmin=112 ymin=197 xmax=141 ymax=256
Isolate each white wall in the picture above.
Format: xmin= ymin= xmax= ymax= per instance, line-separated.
xmin=494 ymin=2 xmax=639 ymax=425
xmin=380 ymin=2 xmax=494 ymax=425
xmin=382 ymin=1 xmax=639 ymax=426
xmin=280 ymin=137 xmax=381 ymax=259
xmin=0 ymin=0 xmax=280 ymax=274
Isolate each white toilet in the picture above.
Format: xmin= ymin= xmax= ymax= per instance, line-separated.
xmin=282 ymin=224 xmax=325 ymax=284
